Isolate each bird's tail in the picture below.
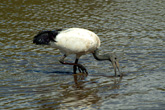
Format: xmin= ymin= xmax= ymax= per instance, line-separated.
xmin=33 ymin=31 xmax=57 ymax=45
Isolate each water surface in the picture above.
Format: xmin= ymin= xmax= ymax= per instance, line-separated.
xmin=0 ymin=0 xmax=165 ymax=109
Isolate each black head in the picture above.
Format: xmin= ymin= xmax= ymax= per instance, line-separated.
xmin=108 ymin=53 xmax=122 ymax=77
xmin=33 ymin=30 xmax=58 ymax=45
xmin=93 ymin=49 xmax=122 ymax=77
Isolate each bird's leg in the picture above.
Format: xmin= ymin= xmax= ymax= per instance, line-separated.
xmin=77 ymin=64 xmax=88 ymax=74
xmin=59 ymin=54 xmax=88 ymax=74
xmin=73 ymin=59 xmax=88 ymax=74
xmin=59 ymin=54 xmax=67 ymax=64
xmin=73 ymin=59 xmax=78 ymax=74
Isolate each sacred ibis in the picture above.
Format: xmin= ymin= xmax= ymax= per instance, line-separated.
xmin=33 ymin=28 xmax=122 ymax=76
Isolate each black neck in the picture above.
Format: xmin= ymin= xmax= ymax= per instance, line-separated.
xmin=93 ymin=49 xmax=110 ymax=61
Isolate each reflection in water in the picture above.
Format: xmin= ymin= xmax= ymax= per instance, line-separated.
xmin=73 ymin=73 xmax=88 ymax=89
xmin=33 ymin=74 xmax=123 ymax=109
xmin=62 ymin=74 xmax=123 ymax=109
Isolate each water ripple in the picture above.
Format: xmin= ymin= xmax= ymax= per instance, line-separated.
xmin=0 ymin=0 xmax=165 ymax=109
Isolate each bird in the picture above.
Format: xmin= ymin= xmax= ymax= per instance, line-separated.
xmin=33 ymin=28 xmax=122 ymax=77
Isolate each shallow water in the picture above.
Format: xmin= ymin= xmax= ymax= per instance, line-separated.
xmin=0 ymin=0 xmax=165 ymax=109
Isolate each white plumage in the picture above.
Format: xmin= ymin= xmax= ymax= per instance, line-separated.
xmin=51 ymin=28 xmax=100 ymax=58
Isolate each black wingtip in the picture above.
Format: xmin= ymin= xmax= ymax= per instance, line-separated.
xmin=33 ymin=31 xmax=57 ymax=45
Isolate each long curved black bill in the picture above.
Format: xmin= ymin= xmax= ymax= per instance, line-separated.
xmin=111 ymin=58 xmax=122 ymax=77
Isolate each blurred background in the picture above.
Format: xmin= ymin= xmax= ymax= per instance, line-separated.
xmin=0 ymin=0 xmax=164 ymax=109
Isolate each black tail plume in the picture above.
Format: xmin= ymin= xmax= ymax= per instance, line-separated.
xmin=33 ymin=31 xmax=57 ymax=45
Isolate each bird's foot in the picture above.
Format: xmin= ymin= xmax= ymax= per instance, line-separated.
xmin=77 ymin=64 xmax=88 ymax=75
